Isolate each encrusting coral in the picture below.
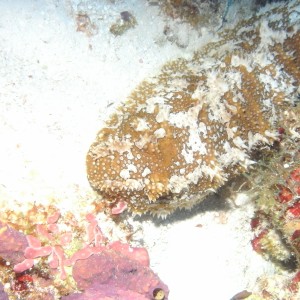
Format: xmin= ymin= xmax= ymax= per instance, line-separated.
xmin=0 ymin=210 xmax=168 ymax=299
xmin=87 ymin=0 xmax=300 ymax=216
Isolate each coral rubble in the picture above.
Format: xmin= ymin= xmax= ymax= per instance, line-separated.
xmin=86 ymin=0 xmax=300 ymax=215
xmin=109 ymin=11 xmax=137 ymax=36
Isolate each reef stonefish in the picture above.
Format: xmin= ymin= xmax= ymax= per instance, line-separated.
xmin=87 ymin=0 xmax=300 ymax=215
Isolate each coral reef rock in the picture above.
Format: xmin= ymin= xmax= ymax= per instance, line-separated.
xmin=65 ymin=248 xmax=169 ymax=300
xmin=0 ymin=211 xmax=168 ymax=299
xmin=251 ymin=162 xmax=300 ymax=297
xmin=87 ymin=0 xmax=300 ymax=215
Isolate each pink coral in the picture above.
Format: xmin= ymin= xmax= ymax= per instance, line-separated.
xmin=13 ymin=211 xmax=104 ymax=279
xmin=13 ymin=259 xmax=35 ymax=273
xmin=11 ymin=210 xmax=166 ymax=297
xmin=111 ymin=201 xmax=128 ymax=215
xmin=13 ymin=211 xmax=73 ymax=280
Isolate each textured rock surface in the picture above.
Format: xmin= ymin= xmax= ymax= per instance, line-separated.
xmin=87 ymin=0 xmax=300 ymax=215
xmin=250 ymin=163 xmax=300 ymax=297
xmin=71 ymin=249 xmax=169 ymax=299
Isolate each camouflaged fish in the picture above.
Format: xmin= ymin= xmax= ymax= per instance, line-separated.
xmin=87 ymin=0 xmax=300 ymax=215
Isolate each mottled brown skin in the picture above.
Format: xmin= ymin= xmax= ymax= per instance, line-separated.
xmin=87 ymin=1 xmax=300 ymax=215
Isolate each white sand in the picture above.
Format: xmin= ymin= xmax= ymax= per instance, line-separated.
xmin=0 ymin=0 xmax=276 ymax=299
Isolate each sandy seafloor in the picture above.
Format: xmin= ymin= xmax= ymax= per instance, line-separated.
xmin=0 ymin=0 xmax=281 ymax=299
